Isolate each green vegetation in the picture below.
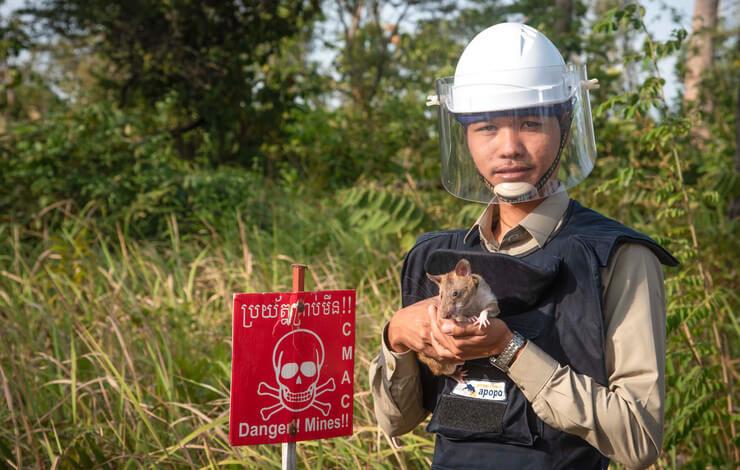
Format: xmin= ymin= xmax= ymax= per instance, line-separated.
xmin=0 ymin=0 xmax=737 ymax=468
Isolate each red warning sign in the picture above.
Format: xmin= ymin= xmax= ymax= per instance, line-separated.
xmin=229 ymin=290 xmax=356 ymax=446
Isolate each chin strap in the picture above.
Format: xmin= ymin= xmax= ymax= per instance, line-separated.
xmin=534 ymin=98 xmax=574 ymax=192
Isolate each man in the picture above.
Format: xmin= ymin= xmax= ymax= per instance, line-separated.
xmin=370 ymin=23 xmax=677 ymax=469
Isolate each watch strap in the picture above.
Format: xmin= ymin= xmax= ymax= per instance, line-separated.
xmin=489 ymin=331 xmax=526 ymax=373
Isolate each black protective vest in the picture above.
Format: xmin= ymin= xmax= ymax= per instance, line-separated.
xmin=400 ymin=200 xmax=678 ymax=470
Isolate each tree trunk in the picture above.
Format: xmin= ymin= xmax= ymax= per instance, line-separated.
xmin=730 ymin=79 xmax=740 ymax=219
xmin=683 ymin=0 xmax=718 ymax=142
xmin=554 ymin=0 xmax=573 ymax=36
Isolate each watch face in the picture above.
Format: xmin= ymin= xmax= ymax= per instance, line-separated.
xmin=489 ymin=355 xmax=507 ymax=372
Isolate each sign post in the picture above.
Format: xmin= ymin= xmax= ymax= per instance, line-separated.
xmin=282 ymin=264 xmax=306 ymax=470
xmin=229 ymin=264 xmax=356 ymax=466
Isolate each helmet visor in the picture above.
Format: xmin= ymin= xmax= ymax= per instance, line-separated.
xmin=435 ymin=63 xmax=596 ymax=204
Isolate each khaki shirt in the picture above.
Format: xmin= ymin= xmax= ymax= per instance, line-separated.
xmin=369 ymin=192 xmax=666 ymax=469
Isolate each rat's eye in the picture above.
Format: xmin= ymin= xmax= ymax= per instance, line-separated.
xmin=451 ymin=290 xmax=459 ymax=299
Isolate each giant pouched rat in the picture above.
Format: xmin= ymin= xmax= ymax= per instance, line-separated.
xmin=418 ymin=258 xmax=500 ymax=382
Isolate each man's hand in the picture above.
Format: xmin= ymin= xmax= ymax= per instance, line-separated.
xmin=430 ymin=311 xmax=514 ymax=362
xmin=388 ymin=300 xmax=515 ymax=364
xmin=387 ymin=298 xmax=455 ymax=360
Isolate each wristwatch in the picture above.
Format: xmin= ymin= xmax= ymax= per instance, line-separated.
xmin=489 ymin=331 xmax=526 ymax=373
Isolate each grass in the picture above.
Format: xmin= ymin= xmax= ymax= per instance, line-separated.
xmin=0 ymin=195 xmax=443 ymax=469
xmin=0 ymin=183 xmax=736 ymax=468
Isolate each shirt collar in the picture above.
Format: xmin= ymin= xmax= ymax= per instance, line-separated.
xmin=463 ymin=191 xmax=570 ymax=248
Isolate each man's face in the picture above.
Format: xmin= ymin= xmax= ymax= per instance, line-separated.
xmin=466 ymin=114 xmax=561 ymax=189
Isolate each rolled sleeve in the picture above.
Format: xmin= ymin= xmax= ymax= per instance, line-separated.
xmin=508 ymin=340 xmax=559 ymax=400
xmin=369 ymin=323 xmax=428 ymax=436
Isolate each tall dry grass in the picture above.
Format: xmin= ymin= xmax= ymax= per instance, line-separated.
xmin=1 ymin=179 xmax=736 ymax=468
xmin=0 ymin=197 xmax=446 ymax=468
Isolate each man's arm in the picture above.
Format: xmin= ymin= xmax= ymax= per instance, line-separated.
xmin=507 ymin=243 xmax=666 ymax=468
xmin=369 ymin=323 xmax=428 ymax=436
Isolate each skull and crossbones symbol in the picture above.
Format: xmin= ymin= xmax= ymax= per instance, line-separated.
xmin=257 ymin=329 xmax=336 ymax=420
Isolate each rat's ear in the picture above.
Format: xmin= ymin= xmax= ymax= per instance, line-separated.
xmin=454 ymin=258 xmax=471 ymax=277
xmin=427 ymin=272 xmax=442 ymax=285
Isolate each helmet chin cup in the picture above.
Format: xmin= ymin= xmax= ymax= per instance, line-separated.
xmin=494 ymin=182 xmax=538 ymax=203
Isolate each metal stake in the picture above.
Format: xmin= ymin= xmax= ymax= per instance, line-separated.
xmin=282 ymin=264 xmax=307 ymax=470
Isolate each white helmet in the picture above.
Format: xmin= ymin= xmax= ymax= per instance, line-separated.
xmin=429 ymin=23 xmax=598 ymax=204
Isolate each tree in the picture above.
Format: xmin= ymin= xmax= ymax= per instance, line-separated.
xmin=684 ymin=0 xmax=718 ymax=106
xmin=0 ymin=8 xmax=29 ymax=132
xmin=22 ymin=0 xmax=321 ymax=169
xmin=683 ymin=0 xmax=718 ymax=142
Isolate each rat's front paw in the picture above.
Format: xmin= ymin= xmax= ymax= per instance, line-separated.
xmin=473 ymin=312 xmax=490 ymax=329
xmin=452 ymin=366 xmax=469 ymax=384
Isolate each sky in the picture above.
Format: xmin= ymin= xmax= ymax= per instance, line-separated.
xmin=643 ymin=0 xmax=695 ymax=102
xmin=1 ymin=0 xmax=735 ymax=105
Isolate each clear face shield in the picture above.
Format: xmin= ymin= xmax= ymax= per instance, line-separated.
xmin=430 ymin=63 xmax=597 ymax=204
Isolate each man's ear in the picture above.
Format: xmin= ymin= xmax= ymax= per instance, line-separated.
xmin=427 ymin=272 xmax=442 ymax=285
xmin=454 ymin=258 xmax=471 ymax=277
